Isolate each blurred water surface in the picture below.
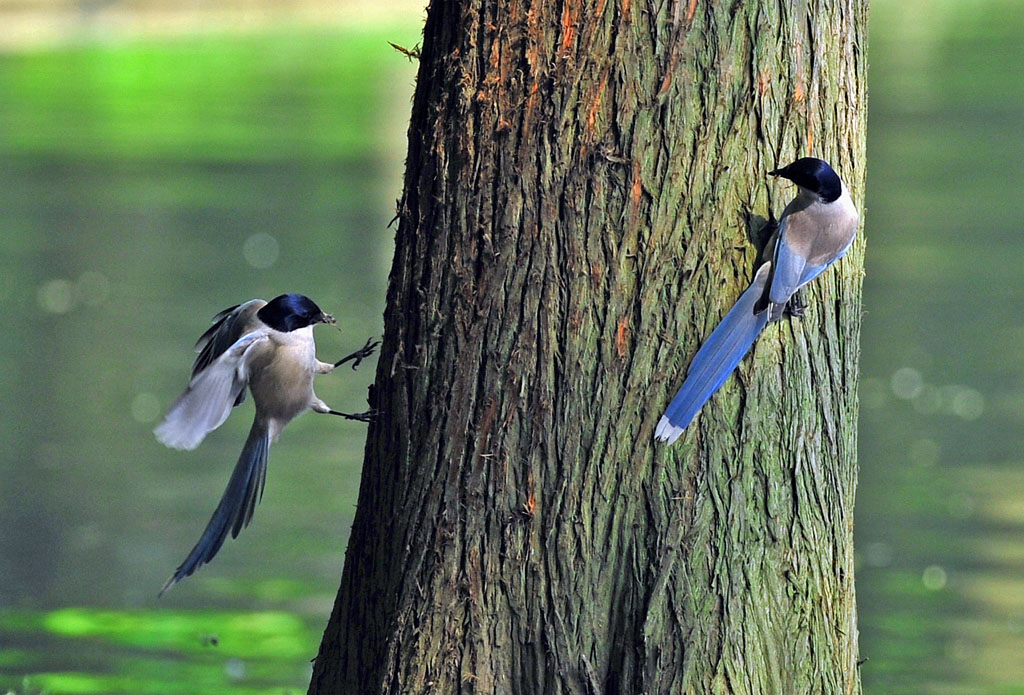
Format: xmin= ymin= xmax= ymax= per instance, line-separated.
xmin=0 ymin=26 xmax=417 ymax=694
xmin=858 ymin=1 xmax=1024 ymax=692
xmin=2 ymin=2 xmax=1024 ymax=694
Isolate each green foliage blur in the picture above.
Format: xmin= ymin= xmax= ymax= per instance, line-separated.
xmin=0 ymin=18 xmax=420 ymax=695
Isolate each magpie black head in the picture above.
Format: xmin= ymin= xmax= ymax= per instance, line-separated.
xmin=257 ymin=294 xmax=334 ymax=332
xmin=769 ymin=157 xmax=843 ymax=203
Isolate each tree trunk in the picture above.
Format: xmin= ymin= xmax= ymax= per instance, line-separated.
xmin=310 ymin=0 xmax=867 ymax=693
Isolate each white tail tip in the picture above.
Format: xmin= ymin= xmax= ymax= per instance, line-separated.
xmin=654 ymin=416 xmax=684 ymax=445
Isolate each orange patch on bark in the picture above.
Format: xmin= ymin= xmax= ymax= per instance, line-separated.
xmin=586 ymin=72 xmax=609 ymax=137
xmin=631 ymin=160 xmax=643 ymax=208
xmin=757 ymin=71 xmax=770 ymax=96
xmin=686 ymin=0 xmax=698 ymax=22
xmin=659 ymin=61 xmax=675 ymax=95
xmin=489 ymin=44 xmax=500 ymax=73
xmin=525 ymin=4 xmax=540 ymax=66
xmin=560 ymin=1 xmax=576 ymax=54
xmin=658 ymin=69 xmax=675 ymax=96
xmin=616 ymin=318 xmax=630 ymax=359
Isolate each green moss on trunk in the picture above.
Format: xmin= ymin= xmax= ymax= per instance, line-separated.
xmin=310 ymin=0 xmax=868 ymax=693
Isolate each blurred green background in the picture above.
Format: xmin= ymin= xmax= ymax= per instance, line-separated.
xmin=0 ymin=1 xmax=1021 ymax=693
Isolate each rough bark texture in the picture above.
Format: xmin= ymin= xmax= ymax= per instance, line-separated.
xmin=310 ymin=0 xmax=868 ymax=693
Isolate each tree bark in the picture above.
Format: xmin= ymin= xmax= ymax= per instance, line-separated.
xmin=310 ymin=0 xmax=867 ymax=693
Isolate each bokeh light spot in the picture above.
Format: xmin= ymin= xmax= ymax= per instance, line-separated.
xmin=922 ymin=565 xmax=947 ymax=591
xmin=242 ymin=233 xmax=280 ymax=269
xmin=949 ymin=387 xmax=984 ymax=421
xmin=37 ymin=278 xmax=76 ymax=314
xmin=863 ymin=541 xmax=893 ymax=568
xmin=891 ymin=367 xmax=923 ymax=400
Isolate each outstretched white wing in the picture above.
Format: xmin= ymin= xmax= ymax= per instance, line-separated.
xmin=154 ymin=330 xmax=270 ymax=450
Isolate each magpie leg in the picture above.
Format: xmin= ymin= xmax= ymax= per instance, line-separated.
xmin=334 ymin=337 xmax=381 ymax=369
xmin=326 ymin=409 xmax=375 ymax=423
xmin=785 ymin=290 xmax=808 ymax=318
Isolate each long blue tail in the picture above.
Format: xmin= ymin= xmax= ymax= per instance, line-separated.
xmin=160 ymin=421 xmax=270 ymax=595
xmin=655 ymin=264 xmax=771 ymax=444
